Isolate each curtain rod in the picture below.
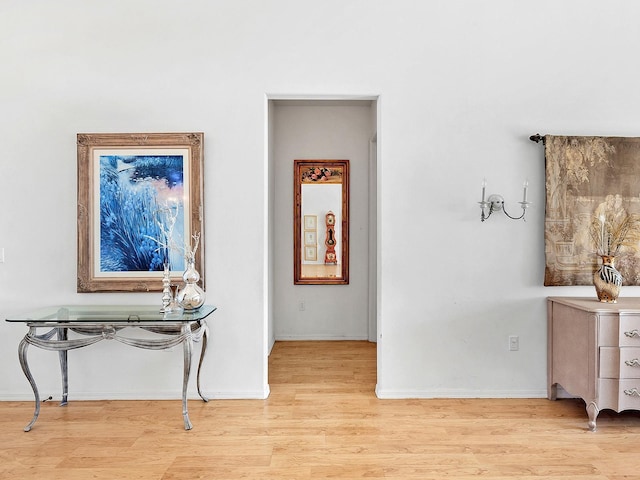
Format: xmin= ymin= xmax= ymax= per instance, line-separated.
xmin=529 ymin=134 xmax=546 ymax=144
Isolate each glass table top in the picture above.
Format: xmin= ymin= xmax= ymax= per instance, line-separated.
xmin=6 ymin=305 xmax=216 ymax=323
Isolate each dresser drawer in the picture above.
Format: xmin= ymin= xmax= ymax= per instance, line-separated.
xmin=600 ymin=347 xmax=640 ymax=378
xmin=599 ymin=378 xmax=640 ymax=412
xmin=599 ymin=314 xmax=640 ymax=346
xmin=620 ymin=315 xmax=640 ymax=346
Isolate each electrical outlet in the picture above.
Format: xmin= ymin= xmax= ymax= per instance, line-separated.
xmin=298 ymin=301 xmax=305 ymax=311
xmin=509 ymin=335 xmax=519 ymax=351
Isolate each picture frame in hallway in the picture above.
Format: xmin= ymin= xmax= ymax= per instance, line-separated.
xmin=76 ymin=132 xmax=205 ymax=292
xmin=304 ymin=246 xmax=318 ymax=261
xmin=304 ymin=215 xmax=317 ymax=230
xmin=304 ymin=231 xmax=317 ymax=246
xmin=294 ymin=159 xmax=349 ymax=285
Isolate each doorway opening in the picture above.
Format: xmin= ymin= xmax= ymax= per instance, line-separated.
xmin=266 ymin=96 xmax=380 ymax=392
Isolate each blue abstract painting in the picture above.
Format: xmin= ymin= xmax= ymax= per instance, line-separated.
xmin=99 ymin=155 xmax=186 ymax=273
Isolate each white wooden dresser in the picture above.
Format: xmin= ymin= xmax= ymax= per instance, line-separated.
xmin=547 ymin=296 xmax=640 ymax=431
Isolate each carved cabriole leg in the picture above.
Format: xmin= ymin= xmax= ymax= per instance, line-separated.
xmin=587 ymin=401 xmax=599 ymax=432
xmin=18 ymin=332 xmax=40 ymax=432
xmin=197 ymin=321 xmax=209 ymax=402
xmin=182 ymin=323 xmax=194 ymax=430
xmin=57 ymin=327 xmax=69 ymax=406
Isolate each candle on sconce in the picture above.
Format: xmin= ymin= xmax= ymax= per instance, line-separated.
xmin=522 ymin=180 xmax=529 ymax=202
xmin=481 ymin=178 xmax=486 ymax=203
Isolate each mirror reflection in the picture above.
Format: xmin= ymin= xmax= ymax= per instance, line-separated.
xmin=294 ymin=160 xmax=349 ymax=285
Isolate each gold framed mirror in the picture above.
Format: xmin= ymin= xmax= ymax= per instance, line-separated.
xmin=293 ymin=159 xmax=349 ymax=285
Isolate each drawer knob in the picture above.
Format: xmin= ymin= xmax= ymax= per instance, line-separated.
xmin=625 ymin=359 xmax=640 ymax=367
xmin=624 ymin=388 xmax=640 ymax=397
xmin=624 ymin=329 xmax=640 ymax=338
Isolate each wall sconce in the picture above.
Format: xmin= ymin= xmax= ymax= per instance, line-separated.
xmin=479 ymin=179 xmax=531 ymax=222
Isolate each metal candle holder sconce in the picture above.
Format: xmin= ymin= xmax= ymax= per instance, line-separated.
xmin=479 ymin=179 xmax=531 ymax=222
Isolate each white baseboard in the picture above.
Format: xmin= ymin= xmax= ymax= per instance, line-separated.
xmin=0 ymin=388 xmax=272 ymax=402
xmin=375 ymin=385 xmax=549 ymax=399
xmin=274 ymin=334 xmax=369 ymax=341
xmin=3 ymin=386 xmax=557 ymax=402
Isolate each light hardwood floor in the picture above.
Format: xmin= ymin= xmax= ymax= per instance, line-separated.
xmin=2 ymin=340 xmax=640 ymax=479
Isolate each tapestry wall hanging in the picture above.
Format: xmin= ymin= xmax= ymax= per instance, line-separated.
xmin=544 ymin=135 xmax=640 ymax=286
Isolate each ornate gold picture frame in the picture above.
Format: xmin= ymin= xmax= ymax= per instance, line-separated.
xmin=77 ymin=132 xmax=204 ymax=292
xmin=293 ymin=159 xmax=349 ymax=285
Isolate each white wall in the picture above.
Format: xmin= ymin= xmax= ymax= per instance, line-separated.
xmin=271 ymin=101 xmax=374 ymax=341
xmin=2 ymin=0 xmax=640 ymax=401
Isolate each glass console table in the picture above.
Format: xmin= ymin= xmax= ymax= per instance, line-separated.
xmin=6 ymin=305 xmax=216 ymax=431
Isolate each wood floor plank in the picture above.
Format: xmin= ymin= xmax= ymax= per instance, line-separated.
xmin=2 ymin=340 xmax=640 ymax=479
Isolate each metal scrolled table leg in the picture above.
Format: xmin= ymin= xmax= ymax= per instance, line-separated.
xmin=57 ymin=327 xmax=69 ymax=406
xmin=196 ymin=321 xmax=209 ymax=402
xmin=182 ymin=323 xmax=194 ymax=430
xmin=18 ymin=333 xmax=40 ymax=432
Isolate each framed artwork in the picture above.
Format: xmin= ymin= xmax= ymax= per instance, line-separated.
xmin=305 ymin=246 xmax=318 ymax=261
xmin=304 ymin=215 xmax=317 ymax=230
xmin=304 ymin=231 xmax=317 ymax=246
xmin=544 ymin=135 xmax=640 ymax=286
xmin=77 ymin=132 xmax=205 ymax=292
xmin=293 ymin=160 xmax=350 ymax=285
